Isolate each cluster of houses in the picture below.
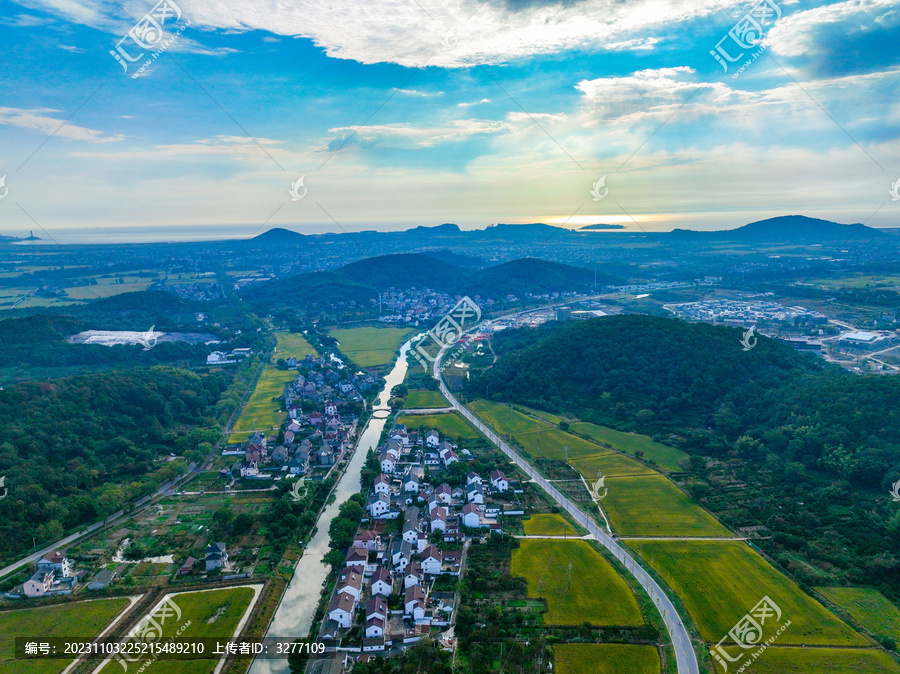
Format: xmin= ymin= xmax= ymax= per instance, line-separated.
xmin=283 ymin=353 xmax=381 ymax=408
xmin=319 ymin=425 xmax=519 ymax=654
xmin=206 ymin=347 xmax=253 ymax=365
xmin=14 ymin=550 xmax=78 ymax=598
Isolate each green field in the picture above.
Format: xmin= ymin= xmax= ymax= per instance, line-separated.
xmin=229 ymin=366 xmax=297 ymax=440
xmin=569 ymin=451 xmax=657 ymax=478
xmin=603 ymin=475 xmax=731 ymax=537
xmin=523 ymin=513 xmax=579 ymax=536
xmin=511 ymin=540 xmax=643 ymax=626
xmin=727 ymin=646 xmax=900 ymax=673
xmin=98 ymin=586 xmax=256 ymax=674
xmin=396 ymin=412 xmax=481 ymax=440
xmin=570 ymin=422 xmax=689 ymax=472
xmin=273 ymin=331 xmax=317 ymax=359
xmin=404 ymin=389 xmax=449 ymax=408
xmin=469 ymin=399 xmax=549 ymax=435
xmin=329 ymin=326 xmax=411 ymax=367
xmin=512 ymin=404 xmax=564 ymax=425
xmin=630 ymin=541 xmax=868 ymax=646
xmin=554 ymin=644 xmax=660 ymax=674
xmin=816 ymin=587 xmax=900 ymax=644
xmin=0 ymin=597 xmax=130 ymax=674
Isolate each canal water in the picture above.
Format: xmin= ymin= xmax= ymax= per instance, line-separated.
xmin=249 ymin=339 xmax=412 ymax=673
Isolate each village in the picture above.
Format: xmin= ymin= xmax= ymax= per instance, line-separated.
xmin=316 ymin=420 xmax=524 ymax=658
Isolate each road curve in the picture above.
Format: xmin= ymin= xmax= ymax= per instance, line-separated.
xmin=432 ymin=346 xmax=701 ymax=674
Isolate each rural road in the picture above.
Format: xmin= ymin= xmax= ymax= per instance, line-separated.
xmin=433 ymin=343 xmax=701 ymax=674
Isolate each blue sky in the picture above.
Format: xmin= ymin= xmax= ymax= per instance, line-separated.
xmin=0 ymin=0 xmax=898 ymax=241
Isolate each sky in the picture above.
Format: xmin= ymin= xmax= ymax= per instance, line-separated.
xmin=0 ymin=0 xmax=898 ymax=241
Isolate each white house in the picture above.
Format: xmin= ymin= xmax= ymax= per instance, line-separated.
xmin=366 ymin=595 xmax=388 ymax=622
xmin=328 ymin=591 xmax=356 ymax=628
xmin=205 ymin=542 xmax=228 ymax=571
xmin=404 ymin=561 xmax=423 ymax=589
xmin=379 ymin=453 xmax=396 ymax=474
xmin=369 ymin=492 xmax=390 ymax=518
xmin=374 ymin=474 xmax=390 ymax=495
xmin=402 ymin=506 xmax=420 ymax=544
xmin=37 ymin=550 xmax=71 ymax=578
xmin=404 ymin=585 xmax=426 ymax=619
xmin=23 ymin=570 xmax=54 ymax=597
xmin=425 ymin=430 xmax=440 ymax=448
xmin=435 ymin=483 xmax=452 ymax=505
xmin=462 ymin=503 xmax=482 ymax=528
xmin=336 ymin=568 xmax=363 ymax=602
xmin=370 ymin=567 xmax=392 ymax=597
xmin=403 ymin=468 xmax=421 ymax=493
xmin=365 ymin=617 xmax=385 ymax=639
xmin=421 ymin=545 xmax=443 ymax=575
xmin=466 ymin=472 xmax=483 ymax=486
xmin=430 ymin=506 xmax=447 ymax=533
xmin=390 ymin=539 xmax=412 ymax=572
xmin=345 ymin=547 xmax=368 ymax=568
xmin=467 ymin=484 xmax=484 ymax=504
xmin=490 ymin=470 xmax=509 ymax=492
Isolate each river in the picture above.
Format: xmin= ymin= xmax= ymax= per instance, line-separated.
xmin=249 ymin=339 xmax=413 ymax=674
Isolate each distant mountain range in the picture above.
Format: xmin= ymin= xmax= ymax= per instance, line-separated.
xmin=248 ymin=215 xmax=886 ymax=248
xmin=242 ymin=255 xmax=623 ymax=313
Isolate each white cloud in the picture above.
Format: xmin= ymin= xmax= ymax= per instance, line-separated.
xmin=0 ymin=107 xmax=124 ymax=143
xmin=27 ymin=0 xmax=740 ymax=67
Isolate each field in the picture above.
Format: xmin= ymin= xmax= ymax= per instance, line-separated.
xmin=523 ymin=513 xmax=579 ymax=536
xmin=728 ymin=646 xmax=900 ymax=673
xmin=469 ymin=399 xmax=548 ymax=435
xmin=404 ymin=389 xmax=449 ymax=408
xmin=603 ymin=475 xmax=731 ymax=537
xmin=273 ymin=331 xmax=317 ymax=359
xmin=629 ymin=541 xmax=868 ymax=646
xmin=510 ymin=539 xmax=643 ymax=626
xmin=97 ymin=586 xmax=257 ymax=674
xmin=569 ymin=451 xmax=657 ymax=478
xmin=816 ymin=587 xmax=900 ymax=644
xmin=396 ymin=412 xmax=481 ymax=440
xmin=569 ymin=422 xmax=689 ymax=472
xmin=554 ymin=644 xmax=660 ymax=674
xmin=328 ymin=326 xmax=411 ymax=367
xmin=229 ymin=366 xmax=297 ymax=440
xmin=0 ymin=597 xmax=130 ymax=674
xmin=511 ymin=404 xmax=563 ymax=425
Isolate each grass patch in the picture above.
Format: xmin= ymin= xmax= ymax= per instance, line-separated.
xmin=731 ymin=647 xmax=900 ymax=673
xmin=328 ymin=326 xmax=411 ymax=367
xmin=469 ymin=399 xmax=548 ymax=436
xmin=569 ymin=451 xmax=657 ymax=478
xmin=570 ymin=422 xmax=689 ymax=472
xmin=554 ymin=644 xmax=660 ymax=674
xmin=230 ymin=366 xmax=297 ymax=437
xmin=98 ymin=587 xmax=256 ymax=674
xmin=404 ymin=389 xmax=449 ymax=408
xmin=523 ymin=513 xmax=578 ymax=536
xmin=273 ymin=331 xmax=317 ymax=359
xmin=603 ymin=475 xmax=731 ymax=537
xmin=0 ymin=597 xmax=129 ymax=674
xmin=816 ymin=587 xmax=900 ymax=644
xmin=512 ymin=404 xmax=563 ymax=425
xmin=511 ymin=540 xmax=643 ymax=626
xmin=629 ymin=541 xmax=868 ymax=646
xmin=397 ymin=412 xmax=481 ymax=440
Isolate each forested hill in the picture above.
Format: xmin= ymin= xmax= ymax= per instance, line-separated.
xmin=469 ymin=315 xmax=900 ymax=489
xmin=469 ymin=315 xmax=900 ymax=594
xmin=0 ymin=367 xmax=227 ymax=565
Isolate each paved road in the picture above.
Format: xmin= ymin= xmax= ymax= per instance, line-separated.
xmin=433 ymin=347 xmax=701 ymax=674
